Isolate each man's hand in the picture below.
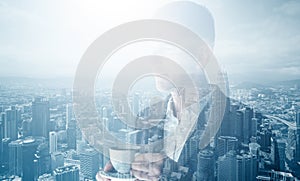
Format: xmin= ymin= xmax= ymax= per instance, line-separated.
xmin=96 ymin=161 xmax=114 ymax=181
xmin=131 ymin=153 xmax=164 ymax=181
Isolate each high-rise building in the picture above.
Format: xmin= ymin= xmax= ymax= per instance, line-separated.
xmin=36 ymin=140 xmax=51 ymax=175
xmin=257 ymin=128 xmax=272 ymax=152
xmin=243 ymin=107 xmax=253 ymax=144
xmin=1 ymin=138 xmax=11 ymax=171
xmin=50 ymin=152 xmax=64 ymax=171
xmin=5 ymin=106 xmax=20 ymax=140
xmin=235 ymin=110 xmax=243 ymax=143
xmin=236 ymin=153 xmax=257 ymax=181
xmin=197 ymin=149 xmax=215 ymax=181
xmin=66 ymin=103 xmax=74 ymax=130
xmin=8 ymin=139 xmax=23 ymax=176
xmin=80 ymin=148 xmax=100 ymax=180
xmin=271 ymin=137 xmax=287 ymax=171
xmin=217 ymin=151 xmax=236 ymax=181
xmin=296 ymin=112 xmax=300 ymax=162
xmin=132 ymin=93 xmax=140 ymax=116
xmin=217 ymin=136 xmax=238 ymax=157
xmin=32 ymin=97 xmax=50 ymax=138
xmin=49 ymin=132 xmax=57 ymax=154
xmin=286 ymin=127 xmax=296 ymax=162
xmin=53 ymin=165 xmax=79 ymax=181
xmin=22 ymin=138 xmax=38 ymax=181
xmin=188 ymin=136 xmax=199 ymax=171
xmin=296 ymin=112 xmax=300 ymax=128
xmin=277 ymin=139 xmax=286 ymax=171
xmin=251 ymin=118 xmax=258 ymax=138
xmin=0 ymin=114 xmax=4 ymax=166
xmin=67 ymin=119 xmax=76 ymax=150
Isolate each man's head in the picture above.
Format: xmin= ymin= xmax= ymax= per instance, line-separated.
xmin=153 ymin=1 xmax=215 ymax=94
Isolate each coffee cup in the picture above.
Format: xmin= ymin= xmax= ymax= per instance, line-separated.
xmin=109 ymin=147 xmax=138 ymax=174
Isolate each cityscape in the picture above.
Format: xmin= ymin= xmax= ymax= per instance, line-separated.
xmin=1 ymin=0 xmax=300 ymax=181
xmin=0 ymin=78 xmax=299 ymax=180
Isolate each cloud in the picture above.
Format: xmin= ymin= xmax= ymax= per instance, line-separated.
xmin=274 ymin=0 xmax=300 ymax=16
xmin=209 ymin=0 xmax=300 ymax=82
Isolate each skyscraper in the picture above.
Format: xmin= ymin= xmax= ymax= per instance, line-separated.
xmin=197 ymin=149 xmax=215 ymax=181
xmin=0 ymin=114 xmax=4 ymax=166
xmin=8 ymin=139 xmax=23 ymax=176
xmin=1 ymin=138 xmax=11 ymax=171
xmin=49 ymin=132 xmax=57 ymax=154
xmin=217 ymin=151 xmax=236 ymax=181
xmin=67 ymin=119 xmax=76 ymax=150
xmin=5 ymin=106 xmax=19 ymax=140
xmin=251 ymin=118 xmax=258 ymax=138
xmin=50 ymin=152 xmax=64 ymax=171
xmin=80 ymin=148 xmax=100 ymax=180
xmin=236 ymin=153 xmax=257 ymax=181
xmin=66 ymin=103 xmax=74 ymax=130
xmin=35 ymin=137 xmax=51 ymax=176
xmin=53 ymin=165 xmax=79 ymax=181
xmin=32 ymin=97 xmax=50 ymax=138
xmin=216 ymin=136 xmax=238 ymax=157
xmin=296 ymin=112 xmax=300 ymax=162
xmin=22 ymin=138 xmax=38 ymax=181
xmin=243 ymin=107 xmax=253 ymax=144
xmin=235 ymin=110 xmax=244 ymax=143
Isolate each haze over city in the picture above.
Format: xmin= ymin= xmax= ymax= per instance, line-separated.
xmin=0 ymin=0 xmax=300 ymax=84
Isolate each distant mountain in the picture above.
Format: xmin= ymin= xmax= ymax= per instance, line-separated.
xmin=232 ymin=79 xmax=300 ymax=89
xmin=0 ymin=76 xmax=74 ymax=89
xmin=273 ymin=79 xmax=300 ymax=87
xmin=233 ymin=81 xmax=266 ymax=89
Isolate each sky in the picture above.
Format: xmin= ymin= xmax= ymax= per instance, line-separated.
xmin=0 ymin=0 xmax=300 ymax=84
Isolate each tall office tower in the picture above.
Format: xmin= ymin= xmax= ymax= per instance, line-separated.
xmin=32 ymin=97 xmax=50 ymax=138
xmin=235 ymin=110 xmax=243 ymax=143
xmin=67 ymin=118 xmax=77 ymax=150
xmin=257 ymin=128 xmax=272 ymax=152
xmin=1 ymin=138 xmax=11 ymax=172
xmin=296 ymin=112 xmax=300 ymax=162
xmin=188 ymin=136 xmax=199 ymax=171
xmin=243 ymin=107 xmax=253 ymax=144
xmin=8 ymin=139 xmax=23 ymax=176
xmin=22 ymin=119 xmax=31 ymax=137
xmin=132 ymin=92 xmax=140 ymax=116
xmin=36 ymin=141 xmax=51 ymax=175
xmin=53 ymin=165 xmax=79 ymax=181
xmin=251 ymin=118 xmax=258 ymax=138
xmin=286 ymin=128 xmax=296 ymax=162
xmin=66 ymin=103 xmax=74 ymax=130
xmin=50 ymin=152 xmax=64 ymax=171
xmin=49 ymin=132 xmax=57 ymax=154
xmin=229 ymin=103 xmax=239 ymax=137
xmin=217 ymin=136 xmax=238 ymax=156
xmin=271 ymin=138 xmax=287 ymax=171
xmin=22 ymin=138 xmax=38 ymax=181
xmin=236 ymin=153 xmax=258 ymax=181
xmin=0 ymin=115 xmax=3 ymax=166
xmin=219 ymin=98 xmax=231 ymax=136
xmin=217 ymin=151 xmax=237 ymax=181
xmin=197 ymin=149 xmax=215 ymax=181
xmin=5 ymin=106 xmax=20 ymax=140
xmin=277 ymin=139 xmax=286 ymax=171
xmin=80 ymin=148 xmax=100 ymax=180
